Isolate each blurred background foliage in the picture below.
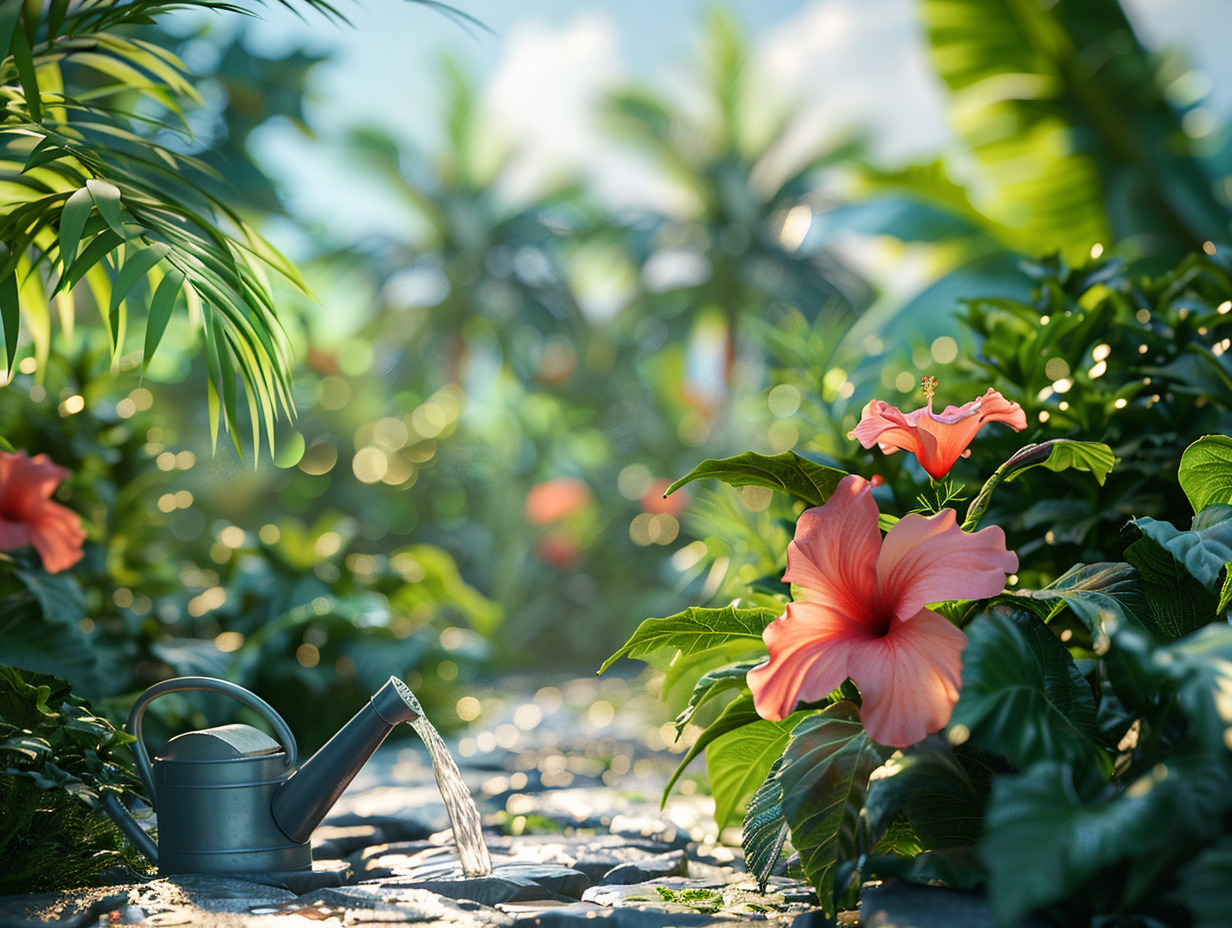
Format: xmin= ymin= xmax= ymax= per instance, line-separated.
xmin=1 ymin=0 xmax=1230 ymax=755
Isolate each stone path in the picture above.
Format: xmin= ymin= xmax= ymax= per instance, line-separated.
xmin=0 ymin=673 xmax=1014 ymax=927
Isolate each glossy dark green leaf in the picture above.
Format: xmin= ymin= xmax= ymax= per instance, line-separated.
xmin=1030 ymin=561 xmax=1149 ymax=638
xmin=1180 ymin=837 xmax=1232 ymax=928
xmin=85 ymin=179 xmax=128 ymax=238
xmin=57 ymin=187 xmax=94 ymax=271
xmin=964 ymin=440 xmax=1117 ymax=531
xmin=1124 ymin=517 xmax=1228 ymax=640
xmin=777 ymin=702 xmax=889 ymax=916
xmin=951 ymin=610 xmax=1105 ymax=771
xmin=108 ymin=241 xmax=170 ymax=325
xmin=666 ymin=451 xmax=847 ymax=507
xmin=980 ymin=756 xmax=1232 ymax=926
xmin=742 ymin=756 xmax=788 ymax=892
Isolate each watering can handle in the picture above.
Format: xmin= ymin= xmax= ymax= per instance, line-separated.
xmin=127 ymin=676 xmax=299 ymax=800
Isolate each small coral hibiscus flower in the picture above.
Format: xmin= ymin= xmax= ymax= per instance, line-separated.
xmin=747 ymin=474 xmax=1017 ymax=748
xmin=851 ymin=382 xmax=1026 ymax=480
xmin=0 ymin=451 xmax=86 ymax=573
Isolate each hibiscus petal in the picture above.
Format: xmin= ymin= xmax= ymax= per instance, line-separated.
xmin=876 ymin=509 xmax=1017 ymax=622
xmin=784 ymin=474 xmax=881 ymax=617
xmin=748 ymin=600 xmax=868 ymax=722
xmin=845 ymin=608 xmax=967 ymax=748
xmin=25 ymin=500 xmax=86 ymax=573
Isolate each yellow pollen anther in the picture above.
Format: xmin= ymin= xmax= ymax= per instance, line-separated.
xmin=921 ymin=375 xmax=938 ymax=403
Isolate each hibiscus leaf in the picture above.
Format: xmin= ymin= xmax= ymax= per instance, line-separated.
xmin=865 ymin=847 xmax=984 ymax=892
xmin=1123 ymin=516 xmax=1228 ymax=640
xmin=743 ymin=755 xmax=789 ymax=892
xmin=863 ymin=739 xmax=994 ymax=851
xmin=1178 ymin=435 xmax=1232 ymax=514
xmin=598 ymin=605 xmax=776 ymax=674
xmin=1002 ymin=439 xmax=1118 ymax=486
xmin=661 ymin=689 xmax=763 ymax=806
xmin=963 ymin=439 xmax=1117 ymax=531
xmin=950 ymin=609 xmax=1106 ymax=772
xmin=708 ymin=704 xmax=819 ymax=833
xmin=980 ymin=756 xmax=1232 ymax=926
xmin=1156 ymin=623 xmax=1232 ymax=753
xmin=674 ymin=660 xmax=761 ymax=736
xmin=665 ymin=451 xmax=847 ymax=507
xmin=1030 ymin=561 xmax=1150 ymax=638
xmin=1179 ymin=837 xmax=1232 ymax=928
xmin=775 ymin=701 xmax=890 ymax=916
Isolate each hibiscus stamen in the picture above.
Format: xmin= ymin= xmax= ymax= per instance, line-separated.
xmin=921 ymin=374 xmax=938 ymax=404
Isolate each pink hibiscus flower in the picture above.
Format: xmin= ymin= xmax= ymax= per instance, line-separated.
xmin=747 ymin=474 xmax=1017 ymax=748
xmin=851 ymin=384 xmax=1027 ymax=480
xmin=0 ymin=451 xmax=87 ymax=573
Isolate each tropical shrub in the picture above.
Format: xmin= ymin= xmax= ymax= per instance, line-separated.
xmin=604 ymin=252 xmax=1232 ymax=925
xmin=0 ymin=665 xmax=149 ymax=893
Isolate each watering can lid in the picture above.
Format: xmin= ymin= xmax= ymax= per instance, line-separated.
xmin=158 ymin=723 xmax=284 ymax=761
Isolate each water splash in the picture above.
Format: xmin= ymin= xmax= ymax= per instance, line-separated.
xmin=392 ymin=677 xmax=492 ymax=877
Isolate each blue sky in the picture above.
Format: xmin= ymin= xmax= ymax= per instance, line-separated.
xmin=206 ymin=0 xmax=1232 ymax=245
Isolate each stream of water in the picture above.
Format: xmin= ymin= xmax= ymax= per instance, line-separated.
xmin=391 ymin=677 xmax=493 ymax=877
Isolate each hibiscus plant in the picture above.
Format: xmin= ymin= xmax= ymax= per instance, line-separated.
xmin=604 ymin=373 xmax=1232 ymax=924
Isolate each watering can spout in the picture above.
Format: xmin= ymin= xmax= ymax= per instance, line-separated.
xmin=271 ymin=676 xmax=421 ymax=845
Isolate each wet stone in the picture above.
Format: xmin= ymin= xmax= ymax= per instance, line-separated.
xmin=369 ymin=859 xmax=591 ymax=907
xmin=499 ymin=899 xmax=724 ymax=927
xmin=594 ymin=850 xmax=689 ymax=885
xmin=304 ymin=884 xmax=511 ymax=924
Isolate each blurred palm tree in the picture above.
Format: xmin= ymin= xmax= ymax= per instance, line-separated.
xmin=601 ymin=7 xmax=875 ymax=436
xmin=0 ymin=0 xmax=357 ymax=455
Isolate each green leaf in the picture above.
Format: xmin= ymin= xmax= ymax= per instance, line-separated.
xmin=666 ymin=451 xmax=847 ymax=507
xmin=142 ymin=266 xmax=184 ymax=368
xmin=674 ymin=660 xmax=760 ymax=735
xmin=10 ymin=26 xmax=41 ymax=123
xmin=1158 ymin=623 xmax=1232 ymax=753
xmin=598 ymin=605 xmax=775 ymax=674
xmin=707 ymin=709 xmax=809 ymax=834
xmin=0 ymin=265 xmax=17 ymax=371
xmin=1178 ymin=435 xmax=1232 ymax=514
xmin=661 ymin=690 xmax=763 ymax=806
xmin=109 ymin=242 xmax=171 ymax=323
xmin=1180 ymin=837 xmax=1232 ymax=928
xmin=863 ymin=740 xmax=994 ymax=851
xmin=964 ymin=440 xmax=1117 ymax=531
xmin=742 ymin=756 xmax=789 ymax=892
xmin=776 ymin=702 xmax=889 ymax=916
xmin=1030 ymin=561 xmax=1149 ymax=638
xmin=58 ymin=187 xmax=94 ymax=270
xmin=950 ymin=609 xmax=1105 ymax=771
xmin=85 ymin=179 xmax=128 ymax=239
xmin=1124 ymin=516 xmax=1229 ymax=639
xmin=980 ymin=756 xmax=1232 ymax=926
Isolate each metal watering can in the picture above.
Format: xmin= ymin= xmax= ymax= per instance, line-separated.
xmin=102 ymin=675 xmax=420 ymax=874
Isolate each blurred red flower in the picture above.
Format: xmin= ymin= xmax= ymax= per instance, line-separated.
xmin=640 ymin=479 xmax=687 ymax=517
xmin=524 ymin=477 xmax=592 ymax=525
xmin=0 ymin=451 xmax=86 ymax=573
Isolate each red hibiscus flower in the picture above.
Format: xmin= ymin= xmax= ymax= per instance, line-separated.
xmin=0 ymin=451 xmax=86 ymax=573
xmin=747 ymin=474 xmax=1017 ymax=748
xmin=851 ymin=385 xmax=1027 ymax=480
